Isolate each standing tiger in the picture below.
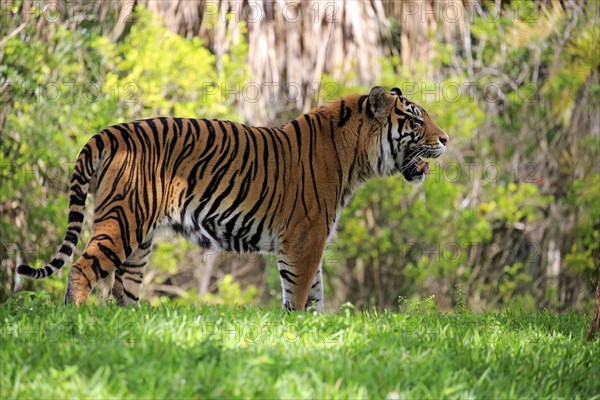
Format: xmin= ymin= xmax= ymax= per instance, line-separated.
xmin=17 ymin=86 xmax=448 ymax=311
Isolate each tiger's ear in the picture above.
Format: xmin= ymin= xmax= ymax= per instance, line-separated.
xmin=391 ymin=87 xmax=402 ymax=96
xmin=367 ymin=86 xmax=395 ymax=122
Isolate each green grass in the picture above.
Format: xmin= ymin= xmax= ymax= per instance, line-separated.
xmin=1 ymin=294 xmax=598 ymax=399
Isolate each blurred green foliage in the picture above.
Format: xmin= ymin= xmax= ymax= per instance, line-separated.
xmin=94 ymin=9 xmax=247 ymax=119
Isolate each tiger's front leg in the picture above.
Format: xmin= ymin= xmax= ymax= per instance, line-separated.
xmin=305 ymin=266 xmax=324 ymax=312
xmin=278 ymin=234 xmax=327 ymax=311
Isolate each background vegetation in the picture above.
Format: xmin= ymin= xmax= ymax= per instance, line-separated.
xmin=1 ymin=0 xmax=599 ymax=313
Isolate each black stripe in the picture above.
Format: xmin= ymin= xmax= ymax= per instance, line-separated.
xmin=97 ymin=243 xmax=122 ymax=269
xmin=122 ymin=288 xmax=139 ymax=301
xmin=65 ymin=232 xmax=78 ymax=245
xmin=124 ymin=276 xmax=143 ymax=284
xmin=50 ymin=258 xmax=64 ymax=268
xmin=139 ymin=241 xmax=152 ymax=250
xmin=291 ymin=120 xmax=302 ymax=157
xmin=68 ymin=225 xmax=82 ymax=234
xmin=279 ymin=269 xmax=298 ymax=285
xmin=70 ymin=194 xmax=86 ymax=206
xmin=338 ymin=99 xmax=352 ymax=127
xmin=121 ymin=262 xmax=147 ymax=268
xmin=71 ymin=265 xmax=93 ymax=289
xmin=59 ymin=244 xmax=73 ymax=256
xmin=304 ymin=115 xmax=322 ymax=212
xmin=82 ymin=252 xmax=107 ymax=279
xmin=43 ymin=265 xmax=54 ymax=276
xmin=365 ymin=99 xmax=374 ymax=119
xmin=358 ymin=95 xmax=368 ymax=112
xmin=68 ymin=211 xmax=84 ymax=223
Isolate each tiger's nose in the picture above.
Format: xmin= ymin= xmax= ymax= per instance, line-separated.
xmin=439 ymin=134 xmax=448 ymax=147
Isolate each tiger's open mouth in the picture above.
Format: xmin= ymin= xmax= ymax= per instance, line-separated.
xmin=402 ymin=156 xmax=430 ymax=182
xmin=401 ymin=147 xmax=444 ymax=183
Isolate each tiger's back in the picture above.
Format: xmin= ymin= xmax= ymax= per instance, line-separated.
xmin=93 ymin=115 xmax=341 ymax=253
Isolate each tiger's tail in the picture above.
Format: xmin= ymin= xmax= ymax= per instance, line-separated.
xmin=17 ymin=135 xmax=104 ymax=279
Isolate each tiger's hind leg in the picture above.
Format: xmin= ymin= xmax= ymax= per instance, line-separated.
xmin=112 ymin=238 xmax=153 ymax=306
xmin=65 ymin=220 xmax=137 ymax=305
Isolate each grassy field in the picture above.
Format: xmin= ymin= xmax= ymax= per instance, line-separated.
xmin=1 ymin=294 xmax=598 ymax=399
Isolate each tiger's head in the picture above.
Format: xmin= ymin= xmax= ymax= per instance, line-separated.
xmin=363 ymin=86 xmax=449 ymax=183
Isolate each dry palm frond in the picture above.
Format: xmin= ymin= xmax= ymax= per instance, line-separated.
xmin=508 ymin=0 xmax=567 ymax=48
xmin=137 ymin=0 xmax=392 ymax=123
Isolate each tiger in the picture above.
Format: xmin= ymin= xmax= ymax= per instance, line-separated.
xmin=17 ymin=86 xmax=448 ymax=311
